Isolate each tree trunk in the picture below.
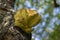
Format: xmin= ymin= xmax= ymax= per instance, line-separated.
xmin=0 ymin=0 xmax=31 ymax=40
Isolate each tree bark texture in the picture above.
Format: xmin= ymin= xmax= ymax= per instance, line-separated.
xmin=0 ymin=0 xmax=31 ymax=40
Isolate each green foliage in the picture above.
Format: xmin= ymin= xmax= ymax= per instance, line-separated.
xmin=57 ymin=14 xmax=60 ymax=20
xmin=49 ymin=25 xmax=60 ymax=40
xmin=15 ymin=0 xmax=60 ymax=40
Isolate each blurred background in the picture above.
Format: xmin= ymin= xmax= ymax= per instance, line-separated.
xmin=14 ymin=0 xmax=60 ymax=40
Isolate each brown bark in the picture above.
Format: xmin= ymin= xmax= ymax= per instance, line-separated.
xmin=0 ymin=0 xmax=31 ymax=40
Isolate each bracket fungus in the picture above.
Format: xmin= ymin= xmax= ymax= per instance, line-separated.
xmin=14 ymin=8 xmax=41 ymax=33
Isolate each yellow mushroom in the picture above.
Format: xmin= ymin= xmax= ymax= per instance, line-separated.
xmin=14 ymin=8 xmax=41 ymax=33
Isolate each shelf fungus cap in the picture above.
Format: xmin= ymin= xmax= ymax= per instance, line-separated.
xmin=14 ymin=8 xmax=41 ymax=33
